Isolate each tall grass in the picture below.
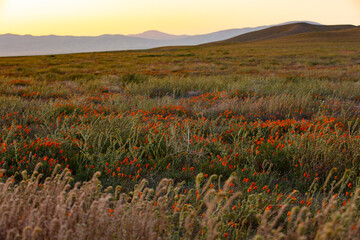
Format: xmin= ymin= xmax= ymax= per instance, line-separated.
xmin=1 ymin=165 xmax=359 ymax=239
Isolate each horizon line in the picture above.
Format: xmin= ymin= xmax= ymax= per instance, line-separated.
xmin=0 ymin=20 xmax=333 ymax=37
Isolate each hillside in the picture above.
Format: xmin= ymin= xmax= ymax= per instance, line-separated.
xmin=216 ymin=22 xmax=357 ymax=43
xmin=276 ymin=27 xmax=360 ymax=42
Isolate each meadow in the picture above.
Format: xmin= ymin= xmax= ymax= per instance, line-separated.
xmin=1 ymin=35 xmax=360 ymax=239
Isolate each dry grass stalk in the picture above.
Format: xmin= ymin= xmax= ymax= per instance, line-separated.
xmin=0 ymin=164 xmax=240 ymax=240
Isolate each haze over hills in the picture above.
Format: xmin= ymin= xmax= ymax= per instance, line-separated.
xmin=1 ymin=21 xmax=355 ymax=57
xmin=0 ymin=24 xmax=272 ymax=57
xmin=0 ymin=34 xmax=160 ymax=57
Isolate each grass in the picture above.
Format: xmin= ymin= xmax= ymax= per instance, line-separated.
xmin=0 ymin=35 xmax=360 ymax=239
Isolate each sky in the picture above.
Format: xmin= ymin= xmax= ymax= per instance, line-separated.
xmin=0 ymin=0 xmax=359 ymax=36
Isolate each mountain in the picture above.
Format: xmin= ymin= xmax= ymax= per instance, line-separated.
xmin=127 ymin=30 xmax=189 ymax=40
xmin=215 ymin=23 xmax=357 ymax=44
xmin=0 ymin=21 xmax=327 ymax=57
xmin=0 ymin=34 xmax=162 ymax=57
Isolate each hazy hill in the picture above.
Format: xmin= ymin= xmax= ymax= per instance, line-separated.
xmin=128 ymin=30 xmax=189 ymax=40
xmin=216 ymin=23 xmax=357 ymax=44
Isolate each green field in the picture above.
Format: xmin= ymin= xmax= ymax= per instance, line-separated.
xmin=1 ymin=28 xmax=360 ymax=239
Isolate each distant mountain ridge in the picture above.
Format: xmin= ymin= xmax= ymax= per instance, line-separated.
xmin=0 ymin=24 xmax=272 ymax=57
xmin=0 ymin=21 xmax=346 ymax=57
xmin=0 ymin=34 xmax=160 ymax=56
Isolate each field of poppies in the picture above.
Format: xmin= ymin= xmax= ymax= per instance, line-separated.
xmin=1 ymin=38 xmax=360 ymax=239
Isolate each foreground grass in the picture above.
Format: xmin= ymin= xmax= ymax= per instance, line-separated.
xmin=1 ymin=38 xmax=360 ymax=238
xmin=1 ymin=165 xmax=359 ymax=239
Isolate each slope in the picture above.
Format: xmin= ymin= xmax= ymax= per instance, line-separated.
xmin=216 ymin=23 xmax=357 ymax=43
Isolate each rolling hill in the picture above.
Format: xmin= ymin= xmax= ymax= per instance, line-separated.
xmin=215 ymin=22 xmax=358 ymax=44
xmin=277 ymin=27 xmax=360 ymax=42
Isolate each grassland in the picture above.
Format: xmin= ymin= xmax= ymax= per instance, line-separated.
xmin=1 ymin=31 xmax=360 ymax=239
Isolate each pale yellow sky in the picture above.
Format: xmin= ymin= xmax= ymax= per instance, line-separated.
xmin=0 ymin=0 xmax=359 ymax=36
